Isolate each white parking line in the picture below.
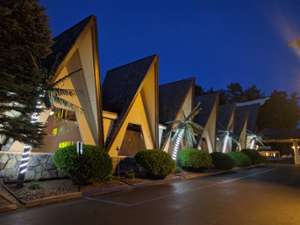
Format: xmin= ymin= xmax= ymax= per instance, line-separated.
xmin=218 ymin=168 xmax=274 ymax=184
xmin=85 ymin=168 xmax=274 ymax=207
xmin=85 ymin=196 xmax=131 ymax=207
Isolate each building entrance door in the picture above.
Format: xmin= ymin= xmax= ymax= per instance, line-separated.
xmin=119 ymin=123 xmax=146 ymax=156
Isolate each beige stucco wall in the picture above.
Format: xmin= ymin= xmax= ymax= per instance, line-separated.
xmin=108 ymin=93 xmax=154 ymax=157
xmin=140 ymin=62 xmax=158 ymax=147
xmin=239 ymin=118 xmax=248 ymax=150
xmin=7 ymin=21 xmax=102 ymax=153
xmin=102 ymin=111 xmax=117 ymax=142
xmin=199 ymin=99 xmax=218 ymax=153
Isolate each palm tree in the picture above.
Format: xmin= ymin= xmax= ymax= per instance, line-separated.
xmin=218 ymin=130 xmax=241 ymax=153
xmin=165 ymin=103 xmax=203 ymax=160
xmin=247 ymin=130 xmax=264 ymax=150
xmin=17 ymin=59 xmax=81 ymax=187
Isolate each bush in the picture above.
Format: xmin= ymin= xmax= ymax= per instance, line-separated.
xmin=210 ymin=152 xmax=235 ymax=170
xmin=178 ymin=148 xmax=212 ymax=171
xmin=135 ymin=150 xmax=175 ymax=179
xmin=53 ymin=144 xmax=112 ymax=184
xmin=227 ymin=152 xmax=251 ymax=167
xmin=241 ymin=149 xmax=265 ymax=164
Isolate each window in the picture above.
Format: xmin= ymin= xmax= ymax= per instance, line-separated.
xmin=51 ymin=128 xmax=58 ymax=136
xmin=53 ymin=108 xmax=76 ymax=121
xmin=58 ymin=141 xmax=73 ymax=149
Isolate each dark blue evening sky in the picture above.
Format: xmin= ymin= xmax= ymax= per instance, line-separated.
xmin=41 ymin=0 xmax=300 ymax=94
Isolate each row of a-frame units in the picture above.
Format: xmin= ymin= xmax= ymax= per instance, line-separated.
xmin=6 ymin=15 xmax=265 ymax=157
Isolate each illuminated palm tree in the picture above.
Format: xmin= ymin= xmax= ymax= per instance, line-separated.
xmin=247 ymin=130 xmax=264 ymax=150
xmin=17 ymin=59 xmax=81 ymax=187
xmin=218 ymin=130 xmax=241 ymax=153
xmin=165 ymin=103 xmax=203 ymax=160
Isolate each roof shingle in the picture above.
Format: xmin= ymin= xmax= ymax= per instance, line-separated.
xmin=44 ymin=15 xmax=94 ymax=75
xmin=194 ymin=93 xmax=219 ymax=127
xmin=102 ymin=55 xmax=157 ymax=147
xmin=159 ymin=78 xmax=195 ymax=124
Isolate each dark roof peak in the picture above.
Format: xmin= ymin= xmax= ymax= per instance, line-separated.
xmin=102 ymin=55 xmax=157 ymax=147
xmin=159 ymin=77 xmax=195 ymax=124
xmin=107 ymin=55 xmax=157 ymax=74
xmin=53 ymin=15 xmax=95 ymax=41
xmin=160 ymin=77 xmax=196 ymax=87
xmin=194 ymin=93 xmax=219 ymax=126
xmin=45 ymin=15 xmax=96 ymax=76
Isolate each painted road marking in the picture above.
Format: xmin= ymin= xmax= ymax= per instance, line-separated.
xmin=218 ymin=168 xmax=274 ymax=184
xmin=85 ymin=196 xmax=131 ymax=207
xmin=85 ymin=168 xmax=274 ymax=207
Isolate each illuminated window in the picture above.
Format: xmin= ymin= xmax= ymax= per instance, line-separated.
xmin=58 ymin=141 xmax=73 ymax=149
xmin=53 ymin=108 xmax=76 ymax=121
xmin=51 ymin=128 xmax=58 ymax=136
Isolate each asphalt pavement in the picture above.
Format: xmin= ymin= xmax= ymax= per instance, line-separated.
xmin=1 ymin=164 xmax=300 ymax=225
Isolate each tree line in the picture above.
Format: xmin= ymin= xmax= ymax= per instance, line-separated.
xmin=196 ymin=83 xmax=300 ymax=131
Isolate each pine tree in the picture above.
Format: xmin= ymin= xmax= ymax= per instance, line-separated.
xmin=0 ymin=0 xmax=52 ymax=147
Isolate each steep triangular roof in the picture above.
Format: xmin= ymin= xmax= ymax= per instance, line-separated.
xmin=159 ymin=77 xmax=195 ymax=124
xmin=245 ymin=103 xmax=260 ymax=133
xmin=217 ymin=104 xmax=235 ymax=130
xmin=44 ymin=15 xmax=103 ymax=146
xmin=194 ymin=93 xmax=219 ymax=127
xmin=44 ymin=15 xmax=94 ymax=76
xmin=234 ymin=105 xmax=249 ymax=137
xmin=102 ymin=55 xmax=157 ymax=147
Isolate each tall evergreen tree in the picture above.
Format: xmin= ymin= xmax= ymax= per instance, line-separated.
xmin=226 ymin=82 xmax=244 ymax=102
xmin=257 ymin=91 xmax=300 ymax=130
xmin=0 ymin=0 xmax=52 ymax=148
xmin=244 ymin=85 xmax=262 ymax=101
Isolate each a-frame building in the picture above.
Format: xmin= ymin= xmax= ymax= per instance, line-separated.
xmin=195 ymin=93 xmax=219 ymax=153
xmin=159 ymin=78 xmax=195 ymax=152
xmin=8 ymin=15 xmax=103 ymax=152
xmin=216 ymin=104 xmax=235 ymax=152
xmin=234 ymin=106 xmax=249 ymax=150
xmin=102 ymin=55 xmax=159 ymax=157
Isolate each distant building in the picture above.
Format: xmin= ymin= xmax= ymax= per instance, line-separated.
xmin=194 ymin=93 xmax=219 ymax=153
xmin=159 ymin=78 xmax=195 ymax=153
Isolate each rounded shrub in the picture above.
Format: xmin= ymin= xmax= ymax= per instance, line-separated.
xmin=178 ymin=148 xmax=212 ymax=171
xmin=210 ymin=152 xmax=235 ymax=170
xmin=227 ymin=152 xmax=251 ymax=167
xmin=135 ymin=150 xmax=175 ymax=179
xmin=241 ymin=149 xmax=265 ymax=164
xmin=53 ymin=144 xmax=112 ymax=184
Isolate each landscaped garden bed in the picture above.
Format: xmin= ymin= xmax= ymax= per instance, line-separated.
xmin=6 ymin=179 xmax=79 ymax=204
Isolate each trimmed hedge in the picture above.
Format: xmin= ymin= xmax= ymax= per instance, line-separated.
xmin=53 ymin=145 xmax=112 ymax=184
xmin=135 ymin=150 xmax=175 ymax=179
xmin=227 ymin=152 xmax=251 ymax=167
xmin=241 ymin=149 xmax=265 ymax=164
xmin=210 ymin=152 xmax=235 ymax=170
xmin=178 ymin=148 xmax=212 ymax=171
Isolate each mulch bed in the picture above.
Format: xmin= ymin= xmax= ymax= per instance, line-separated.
xmin=6 ymin=179 xmax=78 ymax=202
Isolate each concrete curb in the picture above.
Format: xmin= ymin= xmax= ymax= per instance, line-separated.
xmin=126 ymin=164 xmax=266 ymax=189
xmin=0 ymin=194 xmax=17 ymax=214
xmin=20 ymin=192 xmax=82 ymax=208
